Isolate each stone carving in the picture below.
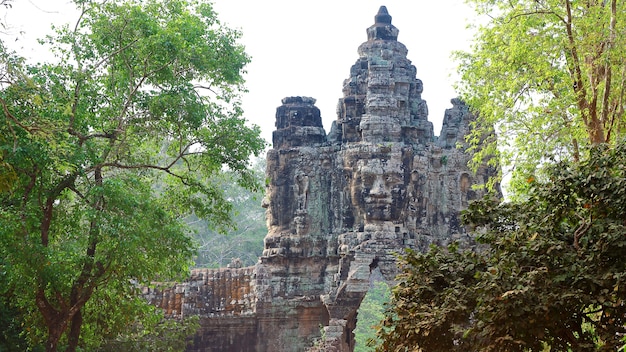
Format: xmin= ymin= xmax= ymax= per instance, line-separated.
xmin=147 ymin=6 xmax=498 ymax=352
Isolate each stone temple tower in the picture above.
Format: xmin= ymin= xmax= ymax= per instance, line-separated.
xmin=331 ymin=5 xmax=434 ymax=145
xmin=146 ymin=6 xmax=497 ymax=352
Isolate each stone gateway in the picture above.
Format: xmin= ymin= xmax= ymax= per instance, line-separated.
xmin=145 ymin=6 xmax=496 ymax=352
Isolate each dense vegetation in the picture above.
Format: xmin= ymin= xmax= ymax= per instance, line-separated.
xmin=0 ymin=0 xmax=264 ymax=351
xmin=377 ymin=143 xmax=626 ymax=351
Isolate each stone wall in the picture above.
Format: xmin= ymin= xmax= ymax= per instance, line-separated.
xmin=149 ymin=6 xmax=498 ymax=352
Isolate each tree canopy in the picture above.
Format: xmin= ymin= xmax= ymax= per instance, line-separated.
xmin=456 ymin=0 xmax=626 ymax=194
xmin=376 ymin=142 xmax=626 ymax=351
xmin=0 ymin=0 xmax=265 ymax=351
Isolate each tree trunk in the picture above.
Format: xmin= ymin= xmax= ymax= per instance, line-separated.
xmin=43 ymin=313 xmax=69 ymax=352
xmin=589 ymin=115 xmax=606 ymax=144
xmin=36 ymin=289 xmax=68 ymax=352
xmin=66 ymin=309 xmax=83 ymax=352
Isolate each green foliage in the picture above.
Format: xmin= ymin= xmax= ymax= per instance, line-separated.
xmin=97 ymin=310 xmax=200 ymax=352
xmin=456 ymin=0 xmax=626 ymax=196
xmin=354 ymin=280 xmax=390 ymax=352
xmin=376 ymin=142 xmax=626 ymax=351
xmin=0 ymin=279 xmax=31 ymax=352
xmin=190 ymin=157 xmax=267 ymax=268
xmin=0 ymin=0 xmax=265 ymax=350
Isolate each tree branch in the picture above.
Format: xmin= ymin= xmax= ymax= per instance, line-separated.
xmin=606 ymin=66 xmax=626 ymax=142
xmin=92 ymin=38 xmax=141 ymax=72
xmin=0 ymin=96 xmax=36 ymax=134
xmin=97 ymin=161 xmax=195 ymax=185
xmin=40 ymin=173 xmax=79 ymax=246
xmin=564 ymin=0 xmax=593 ymax=140
xmin=573 ymin=212 xmax=592 ymax=251
xmin=507 ymin=9 xmax=564 ymax=23
xmin=600 ymin=0 xmax=617 ymax=142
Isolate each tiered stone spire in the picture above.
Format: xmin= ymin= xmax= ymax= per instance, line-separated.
xmin=330 ymin=6 xmax=434 ymax=146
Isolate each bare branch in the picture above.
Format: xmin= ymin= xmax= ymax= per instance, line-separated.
xmin=193 ymin=84 xmax=217 ymax=95
xmin=97 ymin=161 xmax=194 ymax=185
xmin=507 ymin=9 xmax=564 ymax=23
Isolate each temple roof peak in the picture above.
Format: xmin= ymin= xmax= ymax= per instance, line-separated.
xmin=374 ymin=6 xmax=392 ymax=24
xmin=367 ymin=5 xmax=399 ymax=41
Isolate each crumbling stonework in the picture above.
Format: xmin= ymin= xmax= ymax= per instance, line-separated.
xmin=147 ymin=6 xmax=497 ymax=351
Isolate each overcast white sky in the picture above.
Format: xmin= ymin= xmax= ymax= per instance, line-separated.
xmin=3 ymin=0 xmax=478 ymax=145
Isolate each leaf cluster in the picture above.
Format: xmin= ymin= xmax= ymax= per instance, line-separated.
xmin=456 ymin=0 xmax=626 ymax=196
xmin=377 ymin=142 xmax=626 ymax=351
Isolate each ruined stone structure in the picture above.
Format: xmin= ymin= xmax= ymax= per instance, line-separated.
xmin=145 ymin=6 xmax=496 ymax=351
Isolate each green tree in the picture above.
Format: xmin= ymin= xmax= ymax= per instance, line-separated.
xmin=354 ymin=280 xmax=390 ymax=352
xmin=191 ymin=157 xmax=267 ymax=268
xmin=0 ymin=0 xmax=265 ymax=351
xmin=456 ymin=0 xmax=626 ymax=194
xmin=376 ymin=142 xmax=626 ymax=351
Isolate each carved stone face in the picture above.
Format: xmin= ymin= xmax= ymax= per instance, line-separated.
xmin=350 ymin=157 xmax=406 ymax=222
